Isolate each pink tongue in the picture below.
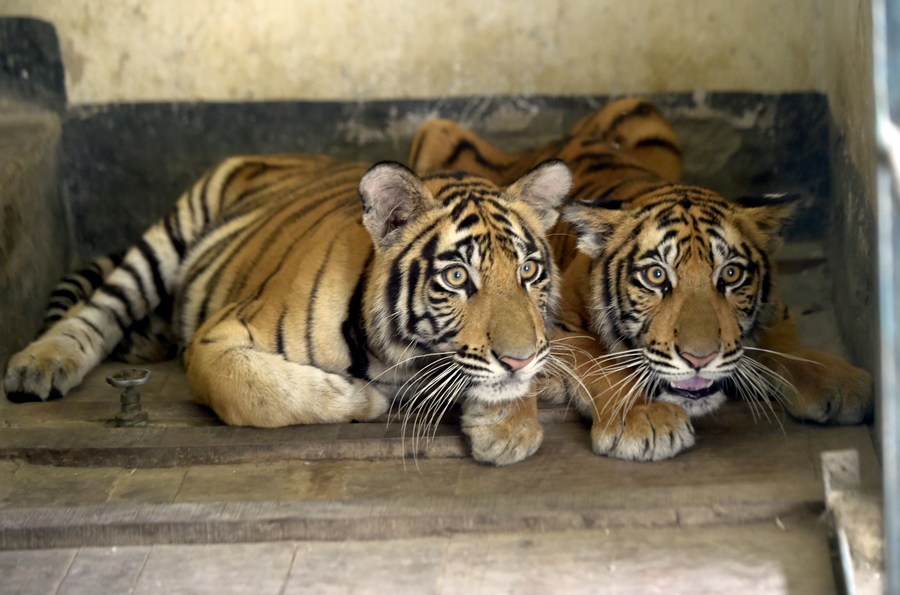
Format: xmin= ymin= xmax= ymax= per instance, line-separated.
xmin=671 ymin=376 xmax=713 ymax=391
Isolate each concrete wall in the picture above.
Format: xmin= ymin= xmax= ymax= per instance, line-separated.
xmin=3 ymin=0 xmax=823 ymax=103
xmin=822 ymin=0 xmax=879 ymax=373
xmin=0 ymin=1 xmax=878 ymax=379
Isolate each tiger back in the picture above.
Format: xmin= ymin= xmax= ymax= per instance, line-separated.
xmin=408 ymin=97 xmax=873 ymax=462
xmin=4 ymin=154 xmax=573 ymax=465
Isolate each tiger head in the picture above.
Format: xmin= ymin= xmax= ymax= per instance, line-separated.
xmin=358 ymin=160 xmax=572 ymax=404
xmin=564 ymin=184 xmax=798 ymax=416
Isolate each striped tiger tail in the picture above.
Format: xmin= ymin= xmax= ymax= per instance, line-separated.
xmin=4 ymin=154 xmax=328 ymax=401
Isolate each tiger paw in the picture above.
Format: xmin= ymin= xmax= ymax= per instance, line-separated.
xmin=461 ymin=397 xmax=544 ymax=466
xmin=591 ymin=401 xmax=695 ymax=461
xmin=3 ymin=336 xmax=88 ymax=402
xmin=784 ymin=356 xmax=874 ymax=425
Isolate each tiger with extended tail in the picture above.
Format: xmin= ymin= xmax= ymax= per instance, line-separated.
xmin=408 ymin=97 xmax=873 ymax=461
xmin=4 ymin=154 xmax=573 ymax=465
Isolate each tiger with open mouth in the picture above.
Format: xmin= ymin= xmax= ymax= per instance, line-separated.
xmin=409 ymin=97 xmax=874 ymax=461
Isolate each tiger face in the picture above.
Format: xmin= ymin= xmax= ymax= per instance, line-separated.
xmin=360 ymin=160 xmax=572 ymax=406
xmin=565 ymin=185 xmax=796 ymax=417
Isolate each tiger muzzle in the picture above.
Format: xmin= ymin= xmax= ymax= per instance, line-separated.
xmin=488 ymin=294 xmax=542 ymax=373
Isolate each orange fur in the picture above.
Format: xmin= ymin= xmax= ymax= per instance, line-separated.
xmin=409 ymin=97 xmax=873 ymax=461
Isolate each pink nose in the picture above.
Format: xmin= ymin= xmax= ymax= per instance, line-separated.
xmin=679 ymin=350 xmax=717 ymax=370
xmin=500 ymin=353 xmax=535 ymax=371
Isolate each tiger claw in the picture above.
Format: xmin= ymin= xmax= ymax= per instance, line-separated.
xmin=785 ymin=360 xmax=874 ymax=425
xmin=591 ymin=401 xmax=695 ymax=461
xmin=461 ymin=396 xmax=544 ymax=465
xmin=3 ymin=336 xmax=87 ymax=402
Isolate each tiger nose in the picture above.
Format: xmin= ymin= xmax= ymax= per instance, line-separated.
xmin=677 ymin=348 xmax=717 ymax=370
xmin=499 ymin=353 xmax=536 ymax=371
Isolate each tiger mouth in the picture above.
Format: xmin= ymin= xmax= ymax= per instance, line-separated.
xmin=661 ymin=377 xmax=722 ymax=400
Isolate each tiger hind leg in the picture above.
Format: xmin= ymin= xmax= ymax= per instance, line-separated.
xmin=408 ymin=118 xmax=517 ymax=180
xmin=754 ymin=313 xmax=873 ymax=424
xmin=184 ymin=320 xmax=389 ymax=427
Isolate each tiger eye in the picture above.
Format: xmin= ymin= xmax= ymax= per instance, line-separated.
xmin=642 ymin=264 xmax=668 ymax=287
xmin=520 ymin=259 xmax=540 ymax=281
xmin=720 ymin=263 xmax=744 ymax=285
xmin=443 ymin=265 xmax=469 ymax=287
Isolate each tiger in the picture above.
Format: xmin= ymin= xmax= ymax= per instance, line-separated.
xmin=408 ymin=96 xmax=874 ymax=461
xmin=3 ymin=153 xmax=574 ymax=466
xmin=41 ymin=254 xmax=177 ymax=363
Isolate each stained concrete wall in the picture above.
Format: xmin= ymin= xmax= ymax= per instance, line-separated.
xmin=822 ymin=0 xmax=879 ymax=375
xmin=3 ymin=0 xmax=823 ymax=103
xmin=0 ymin=2 xmax=879 ymax=382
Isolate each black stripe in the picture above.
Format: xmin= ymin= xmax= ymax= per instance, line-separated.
xmin=275 ymin=308 xmax=288 ymax=357
xmin=82 ymin=303 xmax=126 ymax=338
xmin=97 ymin=284 xmax=138 ymax=325
xmin=62 ymin=332 xmax=88 ymax=354
xmin=120 ymin=262 xmax=151 ymax=311
xmin=405 ymin=259 xmax=423 ymax=336
xmin=387 ymin=220 xmax=443 ymax=338
xmin=164 ymin=214 xmax=187 ymax=258
xmin=585 ymin=161 xmax=655 ymax=175
xmin=79 ymin=267 xmax=106 ymax=290
xmin=215 ymin=160 xmax=251 ymax=214
xmin=456 ymin=213 xmax=480 ymax=231
xmin=305 ymin=237 xmax=341 ymax=366
xmin=444 ymin=140 xmax=509 ymax=173
xmin=606 ymin=101 xmax=660 ymax=135
xmin=49 ymin=288 xmax=80 ymax=305
xmin=634 ymin=136 xmax=683 ymax=156
xmin=225 ymin=185 xmax=356 ymax=301
xmin=232 ymin=199 xmax=358 ymax=323
xmin=194 ymin=174 xmax=213 ymax=227
xmin=135 ymin=239 xmax=169 ymax=306
xmin=343 ymin=256 xmax=372 ymax=379
xmin=577 ymin=179 xmax=632 ymax=205
xmin=432 ymin=326 xmax=460 ymax=345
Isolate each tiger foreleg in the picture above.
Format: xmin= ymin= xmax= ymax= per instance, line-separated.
xmin=754 ymin=312 xmax=873 ymax=424
xmin=589 ymin=400 xmax=695 ymax=462
xmin=184 ymin=322 xmax=389 ymax=427
xmin=549 ymin=329 xmax=695 ymax=461
xmin=4 ymin=304 xmax=125 ymax=402
xmin=461 ymin=393 xmax=543 ymax=466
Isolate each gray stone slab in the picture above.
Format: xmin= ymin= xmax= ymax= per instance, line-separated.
xmin=439 ymin=520 xmax=836 ymax=595
xmin=2 ymin=466 xmax=121 ymax=509
xmin=107 ymin=468 xmax=186 ymax=505
xmin=57 ymin=546 xmax=151 ymax=595
xmin=0 ymin=548 xmax=75 ymax=595
xmin=133 ymin=542 xmax=295 ymax=595
xmin=284 ymin=539 xmax=447 ymax=595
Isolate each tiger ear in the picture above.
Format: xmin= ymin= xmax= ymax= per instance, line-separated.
xmin=360 ymin=161 xmax=435 ymax=248
xmin=562 ymin=201 xmax=629 ymax=259
xmin=505 ymin=159 xmax=572 ymax=229
xmin=733 ymin=193 xmax=801 ymax=252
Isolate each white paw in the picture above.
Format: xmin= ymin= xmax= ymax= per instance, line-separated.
xmin=4 ymin=336 xmax=89 ymax=402
xmin=461 ymin=398 xmax=544 ymax=466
